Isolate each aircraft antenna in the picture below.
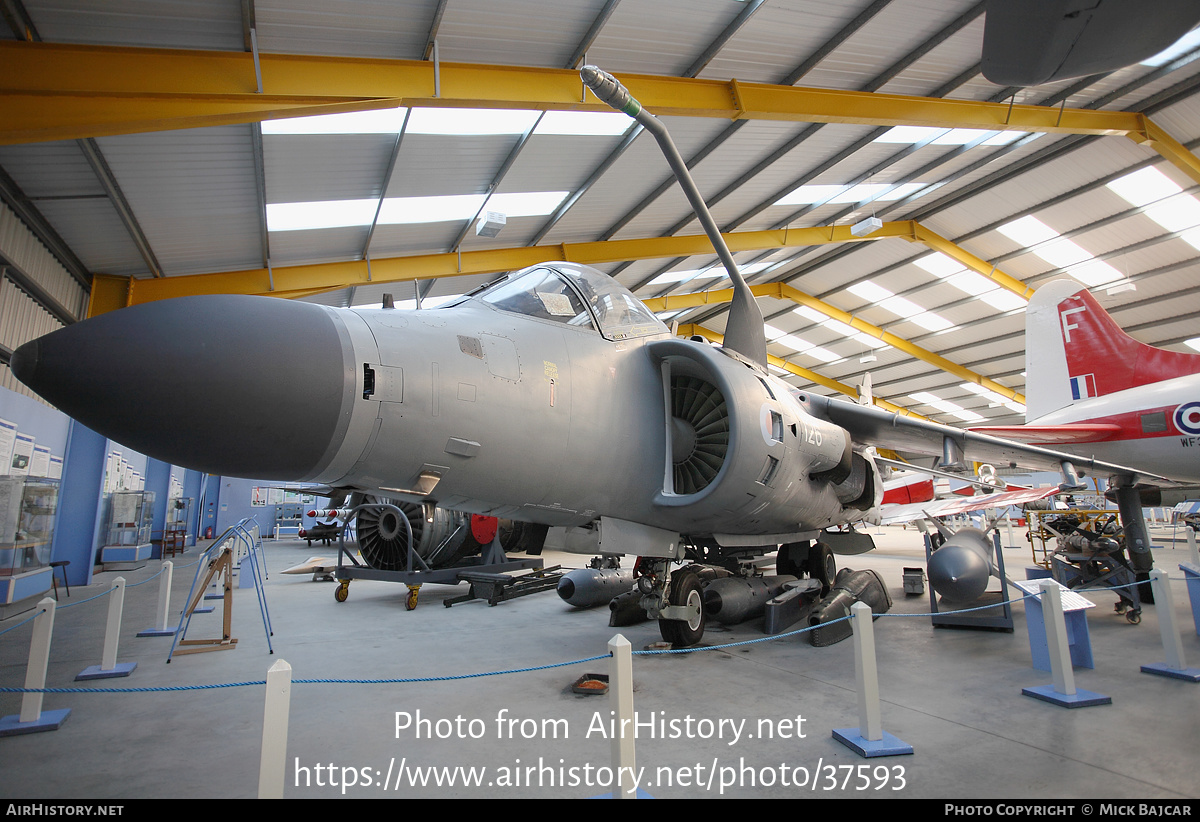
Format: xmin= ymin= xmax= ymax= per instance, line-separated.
xmin=581 ymin=65 xmax=768 ymax=368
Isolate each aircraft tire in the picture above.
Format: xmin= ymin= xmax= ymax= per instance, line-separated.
xmin=659 ymin=567 xmax=706 ymax=647
xmin=809 ymin=542 xmax=836 ymax=595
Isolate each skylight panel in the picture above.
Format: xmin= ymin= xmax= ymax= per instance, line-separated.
xmin=910 ymin=312 xmax=954 ymax=332
xmin=484 ymin=191 xmax=569 ymax=217
xmin=880 ymin=295 xmax=924 ymax=317
xmin=261 ymin=108 xmax=409 ymax=134
xmin=1003 ymin=401 xmax=1026 ymax=414
xmin=406 ymin=107 xmax=541 ymax=135
xmin=1067 ymin=260 xmax=1123 ymax=287
xmin=1186 ymin=338 xmax=1200 ymax=352
xmin=803 ymin=346 xmax=839 ymax=363
xmin=774 ymin=183 xmax=925 ymax=206
xmin=1141 ymin=26 xmax=1200 ymax=66
xmin=763 ymin=324 xmax=786 ymax=340
xmin=855 ymin=333 xmax=889 ymax=349
xmin=267 ymin=198 xmax=379 ymax=231
xmin=1144 ymin=196 xmax=1200 ymax=232
xmin=378 ymin=194 xmax=486 ymax=224
xmin=947 ymin=270 xmax=996 ymax=296
xmin=792 ymin=305 xmax=827 ymax=324
xmin=847 ymin=281 xmax=893 ymax=302
xmin=535 ymin=111 xmax=632 ymax=135
xmin=981 ymin=290 xmax=1029 ymax=311
xmin=821 ymin=318 xmax=858 ymax=337
xmin=1107 ymin=167 xmax=1181 ymax=206
xmin=648 ymin=268 xmax=724 ymax=286
xmin=1035 ymin=238 xmax=1093 ymax=269
xmin=773 ymin=334 xmax=813 ymax=353
xmin=914 ymin=252 xmax=966 ymax=278
xmin=875 ymin=126 xmax=1025 ymax=146
xmin=997 ymin=215 xmax=1058 ymax=246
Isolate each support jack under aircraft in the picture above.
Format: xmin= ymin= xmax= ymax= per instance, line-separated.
xmin=9 ymin=67 xmax=1182 ymax=646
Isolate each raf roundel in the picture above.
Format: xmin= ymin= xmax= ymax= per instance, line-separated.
xmin=1173 ymin=402 xmax=1200 ymax=436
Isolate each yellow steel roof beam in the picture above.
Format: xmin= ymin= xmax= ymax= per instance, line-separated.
xmin=677 ymin=323 xmax=929 ymax=421
xmin=654 ymin=285 xmax=1024 ymax=405
xmin=100 ymin=221 xmax=920 ymax=311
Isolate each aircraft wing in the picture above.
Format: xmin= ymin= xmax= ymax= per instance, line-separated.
xmin=879 ymin=486 xmax=1061 ymax=526
xmin=969 ymin=424 xmax=1123 ymax=445
xmin=800 ymin=393 xmax=1177 ymax=487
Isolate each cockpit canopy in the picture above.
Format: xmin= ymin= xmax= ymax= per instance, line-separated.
xmin=471 ymin=262 xmax=669 ymax=341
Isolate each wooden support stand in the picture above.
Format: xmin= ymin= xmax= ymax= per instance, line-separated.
xmin=174 ymin=546 xmax=238 ymax=656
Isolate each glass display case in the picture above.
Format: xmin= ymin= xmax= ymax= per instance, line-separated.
xmin=100 ymin=490 xmax=156 ymax=568
xmin=0 ymin=477 xmax=60 ymax=609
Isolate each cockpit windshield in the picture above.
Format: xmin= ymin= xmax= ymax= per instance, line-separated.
xmin=476 ymin=262 xmax=669 ymax=341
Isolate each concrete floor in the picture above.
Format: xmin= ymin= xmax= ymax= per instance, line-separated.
xmin=1 ymin=524 xmax=1198 ymax=800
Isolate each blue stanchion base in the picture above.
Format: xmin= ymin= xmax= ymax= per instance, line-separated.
xmin=831 ymin=728 xmax=914 ymax=757
xmin=1140 ymin=663 xmax=1200 ymax=682
xmin=203 ymin=593 xmax=223 ymax=600
xmin=193 ymin=606 xmax=214 ymax=614
xmin=1021 ymin=685 xmax=1111 ymax=707
xmin=589 ymin=788 xmax=655 ymax=799
xmin=75 ymin=662 xmax=137 ymax=681
xmin=136 ymin=627 xmax=178 ymax=637
xmin=0 ymin=708 xmax=70 ymax=737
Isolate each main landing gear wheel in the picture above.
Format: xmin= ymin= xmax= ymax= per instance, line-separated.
xmin=334 ymin=580 xmax=349 ymax=603
xmin=659 ymin=567 xmax=706 ymax=647
xmin=809 ymin=542 xmax=836 ymax=594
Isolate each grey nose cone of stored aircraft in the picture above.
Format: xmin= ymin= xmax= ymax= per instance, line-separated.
xmin=11 ymin=295 xmax=353 ymax=480
xmin=926 ymin=527 xmax=995 ymax=603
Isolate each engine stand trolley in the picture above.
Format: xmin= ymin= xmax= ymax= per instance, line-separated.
xmin=332 ymin=503 xmax=544 ymax=610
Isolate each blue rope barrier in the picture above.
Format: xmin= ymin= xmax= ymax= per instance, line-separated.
xmin=0 ymin=608 xmax=45 ymax=638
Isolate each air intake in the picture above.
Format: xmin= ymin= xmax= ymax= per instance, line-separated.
xmin=670 ymin=375 xmax=729 ymax=495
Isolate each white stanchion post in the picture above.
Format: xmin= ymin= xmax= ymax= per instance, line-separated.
xmin=1040 ymin=580 xmax=1076 ymax=696
xmin=852 ymin=601 xmax=882 ymax=742
xmin=20 ymin=598 xmax=56 ymax=723
xmin=258 ymin=659 xmax=292 ymax=799
xmin=609 ymin=634 xmax=636 ymax=799
xmin=1139 ymin=569 xmax=1200 ymax=682
xmin=1005 ymin=514 xmax=1015 ymax=549
xmin=1152 ymin=570 xmax=1186 ymax=670
xmin=156 ymin=561 xmax=173 ymax=631
xmin=100 ymin=578 xmax=126 ymax=671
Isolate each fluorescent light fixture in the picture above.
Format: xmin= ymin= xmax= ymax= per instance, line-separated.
xmin=1105 ymin=280 xmax=1137 ymax=295
xmin=1107 ymin=167 xmax=1181 ymax=206
xmin=850 ymin=216 xmax=883 ymax=237
xmin=859 ymin=353 xmax=877 ymax=363
xmin=261 ymin=108 xmax=409 ymax=134
xmin=535 ymin=111 xmax=632 ymax=135
xmin=406 ymin=107 xmax=541 ymax=135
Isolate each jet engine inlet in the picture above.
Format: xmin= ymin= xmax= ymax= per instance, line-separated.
xmin=670 ymin=375 xmax=729 ymax=495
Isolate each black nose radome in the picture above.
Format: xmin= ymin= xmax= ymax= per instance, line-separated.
xmin=14 ymin=295 xmax=355 ymax=480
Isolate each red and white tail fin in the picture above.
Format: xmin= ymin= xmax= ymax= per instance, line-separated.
xmin=1025 ymin=280 xmax=1200 ymax=422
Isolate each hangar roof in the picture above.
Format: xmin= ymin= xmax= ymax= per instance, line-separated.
xmin=2 ymin=0 xmax=1200 ymax=429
